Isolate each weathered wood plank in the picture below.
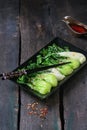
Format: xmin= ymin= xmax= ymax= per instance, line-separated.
xmin=20 ymin=0 xmax=61 ymax=130
xmin=0 ymin=0 xmax=19 ymax=130
xmin=64 ymin=65 xmax=87 ymax=130
xmin=20 ymin=0 xmax=87 ymax=130
xmin=61 ymin=0 xmax=87 ymax=130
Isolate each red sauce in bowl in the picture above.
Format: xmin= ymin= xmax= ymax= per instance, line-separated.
xmin=69 ymin=24 xmax=87 ymax=33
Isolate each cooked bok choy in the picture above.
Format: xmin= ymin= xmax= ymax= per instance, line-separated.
xmin=58 ymin=52 xmax=86 ymax=64
xmin=17 ymin=44 xmax=86 ymax=95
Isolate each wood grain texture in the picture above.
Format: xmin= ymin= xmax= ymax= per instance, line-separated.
xmin=64 ymin=65 xmax=87 ymax=130
xmin=1 ymin=0 xmax=87 ymax=129
xmin=20 ymin=0 xmax=62 ymax=130
xmin=61 ymin=0 xmax=87 ymax=130
xmin=0 ymin=0 xmax=19 ymax=130
xmin=20 ymin=0 xmax=87 ymax=130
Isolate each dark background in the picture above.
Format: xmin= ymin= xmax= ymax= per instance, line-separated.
xmin=0 ymin=0 xmax=87 ymax=130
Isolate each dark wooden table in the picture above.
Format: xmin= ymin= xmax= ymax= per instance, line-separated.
xmin=0 ymin=0 xmax=87 ymax=130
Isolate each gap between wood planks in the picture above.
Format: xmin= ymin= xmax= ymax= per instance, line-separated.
xmin=17 ymin=0 xmax=21 ymax=129
xmin=17 ymin=29 xmax=21 ymax=130
xmin=59 ymin=88 xmax=65 ymax=130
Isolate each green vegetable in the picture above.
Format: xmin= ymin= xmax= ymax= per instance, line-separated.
xmin=26 ymin=44 xmax=69 ymax=70
xmin=57 ymin=65 xmax=73 ymax=76
xmin=16 ymin=43 xmax=86 ymax=95
xmin=50 ymin=68 xmax=65 ymax=81
xmin=68 ymin=59 xmax=80 ymax=69
xmin=58 ymin=52 xmax=86 ymax=64
xmin=32 ymin=79 xmax=52 ymax=94
xmin=39 ymin=73 xmax=58 ymax=87
xmin=17 ymin=75 xmax=27 ymax=84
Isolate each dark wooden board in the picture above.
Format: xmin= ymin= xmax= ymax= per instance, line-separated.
xmin=1 ymin=0 xmax=87 ymax=129
xmin=20 ymin=0 xmax=61 ymax=130
xmin=60 ymin=0 xmax=87 ymax=130
xmin=63 ymin=65 xmax=87 ymax=130
xmin=20 ymin=0 xmax=87 ymax=130
xmin=43 ymin=1 xmax=87 ymax=130
xmin=0 ymin=0 xmax=19 ymax=130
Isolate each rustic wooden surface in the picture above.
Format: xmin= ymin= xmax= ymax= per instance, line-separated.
xmin=0 ymin=0 xmax=19 ymax=130
xmin=62 ymin=1 xmax=87 ymax=130
xmin=20 ymin=0 xmax=87 ymax=130
xmin=20 ymin=0 xmax=61 ymax=130
xmin=0 ymin=0 xmax=87 ymax=130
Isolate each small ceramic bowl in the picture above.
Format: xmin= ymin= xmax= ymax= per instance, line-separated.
xmin=62 ymin=16 xmax=87 ymax=37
